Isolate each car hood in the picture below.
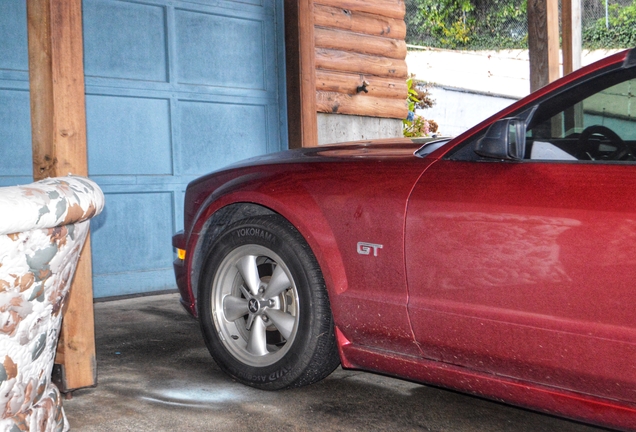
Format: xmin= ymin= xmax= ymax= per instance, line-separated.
xmin=228 ymin=138 xmax=428 ymax=169
xmin=184 ymin=137 xmax=448 ymax=233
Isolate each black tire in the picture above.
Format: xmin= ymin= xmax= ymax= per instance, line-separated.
xmin=198 ymin=215 xmax=340 ymax=390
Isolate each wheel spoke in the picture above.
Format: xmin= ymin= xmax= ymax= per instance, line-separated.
xmin=246 ymin=313 xmax=255 ymax=331
xmin=222 ymin=295 xmax=248 ymax=321
xmin=263 ymin=264 xmax=291 ymax=300
xmin=246 ymin=316 xmax=268 ymax=356
xmin=236 ymin=255 xmax=261 ymax=295
xmin=265 ymin=309 xmax=295 ymax=340
xmin=239 ymin=285 xmax=252 ymax=301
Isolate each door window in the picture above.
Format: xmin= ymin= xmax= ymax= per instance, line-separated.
xmin=448 ymin=66 xmax=636 ymax=163
xmin=527 ymin=77 xmax=636 ymax=161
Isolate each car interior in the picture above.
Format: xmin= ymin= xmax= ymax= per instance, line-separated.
xmin=449 ymin=67 xmax=636 ymax=163
xmin=526 ymin=76 xmax=636 ymax=161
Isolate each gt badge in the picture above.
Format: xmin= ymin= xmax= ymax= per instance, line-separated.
xmin=357 ymin=242 xmax=383 ymax=257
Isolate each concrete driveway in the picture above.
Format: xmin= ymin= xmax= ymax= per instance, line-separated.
xmin=63 ymin=293 xmax=608 ymax=431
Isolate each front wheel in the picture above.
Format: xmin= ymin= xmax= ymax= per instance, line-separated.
xmin=198 ymin=215 xmax=340 ymax=389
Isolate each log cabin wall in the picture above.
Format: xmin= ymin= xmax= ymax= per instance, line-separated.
xmin=312 ymin=0 xmax=409 ymax=144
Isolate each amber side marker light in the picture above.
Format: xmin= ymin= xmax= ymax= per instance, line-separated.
xmin=177 ymin=249 xmax=186 ymax=260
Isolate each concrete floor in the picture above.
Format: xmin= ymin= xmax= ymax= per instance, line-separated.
xmin=63 ymin=293 xmax=609 ymax=432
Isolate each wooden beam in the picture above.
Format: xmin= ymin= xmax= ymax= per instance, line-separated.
xmin=27 ymin=0 xmax=96 ymax=392
xmin=284 ymin=0 xmax=302 ymax=149
xmin=285 ymin=0 xmax=317 ymax=148
xmin=299 ymin=0 xmax=318 ymax=147
xmin=315 ymin=27 xmax=407 ymax=60
xmin=316 ymin=70 xmax=407 ymax=99
xmin=527 ymin=0 xmax=560 ymax=91
xmin=315 ymin=0 xmax=405 ymax=20
xmin=316 ymin=48 xmax=408 ymax=79
xmin=562 ymin=0 xmax=582 ymax=75
xmin=316 ymin=91 xmax=408 ymax=118
xmin=562 ymin=0 xmax=584 ymax=133
xmin=54 ymin=237 xmax=96 ymax=390
xmin=285 ymin=0 xmax=318 ymax=148
xmin=314 ymin=4 xmax=406 ymax=40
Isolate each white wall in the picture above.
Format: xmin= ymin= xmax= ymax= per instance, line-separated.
xmin=317 ymin=113 xmax=403 ymax=145
xmin=418 ymin=86 xmax=518 ymax=137
xmin=315 ymin=86 xmax=520 ymax=144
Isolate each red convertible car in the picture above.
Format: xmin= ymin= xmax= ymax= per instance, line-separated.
xmin=173 ymin=49 xmax=636 ymax=430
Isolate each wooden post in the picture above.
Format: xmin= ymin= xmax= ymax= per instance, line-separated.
xmin=284 ymin=0 xmax=301 ymax=149
xmin=527 ymin=0 xmax=560 ymax=92
xmin=562 ymin=0 xmax=582 ymax=75
xmin=562 ymin=0 xmax=583 ymax=134
xmin=284 ymin=0 xmax=317 ymax=148
xmin=27 ymin=0 xmax=97 ymax=392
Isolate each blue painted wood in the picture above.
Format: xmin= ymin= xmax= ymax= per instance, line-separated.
xmin=175 ymin=9 xmax=265 ymax=89
xmin=92 ymin=192 xmax=178 ymax=297
xmin=186 ymin=0 xmax=264 ymax=8
xmin=83 ymin=0 xmax=288 ymax=297
xmin=177 ymin=100 xmax=268 ymax=174
xmin=0 ymin=2 xmax=32 ymax=188
xmin=0 ymin=0 xmax=288 ymax=297
xmin=83 ymin=0 xmax=168 ymax=82
xmin=86 ymin=95 xmax=173 ymax=175
xmin=0 ymin=89 xmax=32 ymax=180
xmin=0 ymin=1 xmax=28 ymax=73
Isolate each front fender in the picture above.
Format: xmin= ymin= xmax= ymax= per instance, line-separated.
xmin=183 ymin=170 xmax=348 ymax=325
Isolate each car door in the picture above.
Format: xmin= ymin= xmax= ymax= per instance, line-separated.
xmin=405 ymin=64 xmax=636 ymax=403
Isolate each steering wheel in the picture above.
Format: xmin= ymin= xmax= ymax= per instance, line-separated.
xmin=577 ymin=125 xmax=629 ymax=160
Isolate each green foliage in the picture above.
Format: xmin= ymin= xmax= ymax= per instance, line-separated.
xmin=406 ymin=76 xmax=435 ymax=111
xmin=403 ymin=115 xmax=439 ymax=137
xmin=583 ymin=1 xmax=636 ymax=49
xmin=406 ymin=0 xmax=636 ymax=50
xmin=403 ymin=77 xmax=438 ymax=138
xmin=406 ymin=77 xmax=418 ymax=112
xmin=406 ymin=0 xmax=528 ymax=49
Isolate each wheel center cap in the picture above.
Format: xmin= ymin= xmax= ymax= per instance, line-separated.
xmin=248 ymin=298 xmax=260 ymax=314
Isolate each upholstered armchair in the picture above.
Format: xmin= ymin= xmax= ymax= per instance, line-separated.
xmin=0 ymin=176 xmax=104 ymax=431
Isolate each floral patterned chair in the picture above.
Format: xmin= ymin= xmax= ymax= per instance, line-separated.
xmin=0 ymin=176 xmax=104 ymax=432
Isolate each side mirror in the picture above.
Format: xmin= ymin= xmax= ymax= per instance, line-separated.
xmin=475 ymin=118 xmax=527 ymax=160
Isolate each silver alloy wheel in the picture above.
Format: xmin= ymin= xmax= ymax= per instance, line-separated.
xmin=211 ymin=244 xmax=300 ymax=367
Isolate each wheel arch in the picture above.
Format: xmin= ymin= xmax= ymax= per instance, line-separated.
xmin=188 ymin=200 xmax=348 ymax=322
xmin=189 ymin=202 xmax=275 ymax=308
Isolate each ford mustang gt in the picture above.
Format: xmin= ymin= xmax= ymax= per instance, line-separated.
xmin=173 ymin=49 xmax=636 ymax=430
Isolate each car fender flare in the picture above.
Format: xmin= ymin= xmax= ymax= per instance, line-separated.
xmin=186 ymin=191 xmax=349 ymax=328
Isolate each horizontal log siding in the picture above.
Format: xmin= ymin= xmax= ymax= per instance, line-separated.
xmin=315 ymin=0 xmax=405 ymax=20
xmin=316 ymin=70 xmax=407 ymax=98
xmin=314 ymin=5 xmax=406 ymax=40
xmin=315 ymin=28 xmax=406 ymax=59
xmin=314 ymin=0 xmax=408 ymax=119
xmin=316 ymin=49 xmax=408 ymax=78
xmin=317 ymin=91 xmax=407 ymax=118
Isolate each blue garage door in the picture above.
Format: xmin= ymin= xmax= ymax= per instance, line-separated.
xmin=0 ymin=2 xmax=32 ymax=188
xmin=0 ymin=0 xmax=288 ymax=298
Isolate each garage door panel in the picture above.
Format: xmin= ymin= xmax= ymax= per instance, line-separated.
xmin=91 ymin=192 xmax=175 ymax=276
xmin=178 ymin=100 xmax=267 ymax=175
xmin=0 ymin=2 xmax=28 ymax=73
xmin=0 ymin=2 xmax=30 ymax=187
xmin=180 ymin=0 xmax=266 ymax=12
xmin=268 ymin=101 xmax=287 ymax=153
xmin=86 ymin=94 xmax=173 ymax=175
xmin=92 ymin=268 xmax=176 ymax=297
xmin=175 ymin=9 xmax=265 ymax=89
xmin=0 ymin=0 xmax=286 ymax=297
xmin=83 ymin=0 xmax=168 ymax=82
xmin=0 ymin=89 xmax=32 ymax=178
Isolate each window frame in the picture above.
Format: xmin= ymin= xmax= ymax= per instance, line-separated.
xmin=445 ymin=60 xmax=636 ymax=164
